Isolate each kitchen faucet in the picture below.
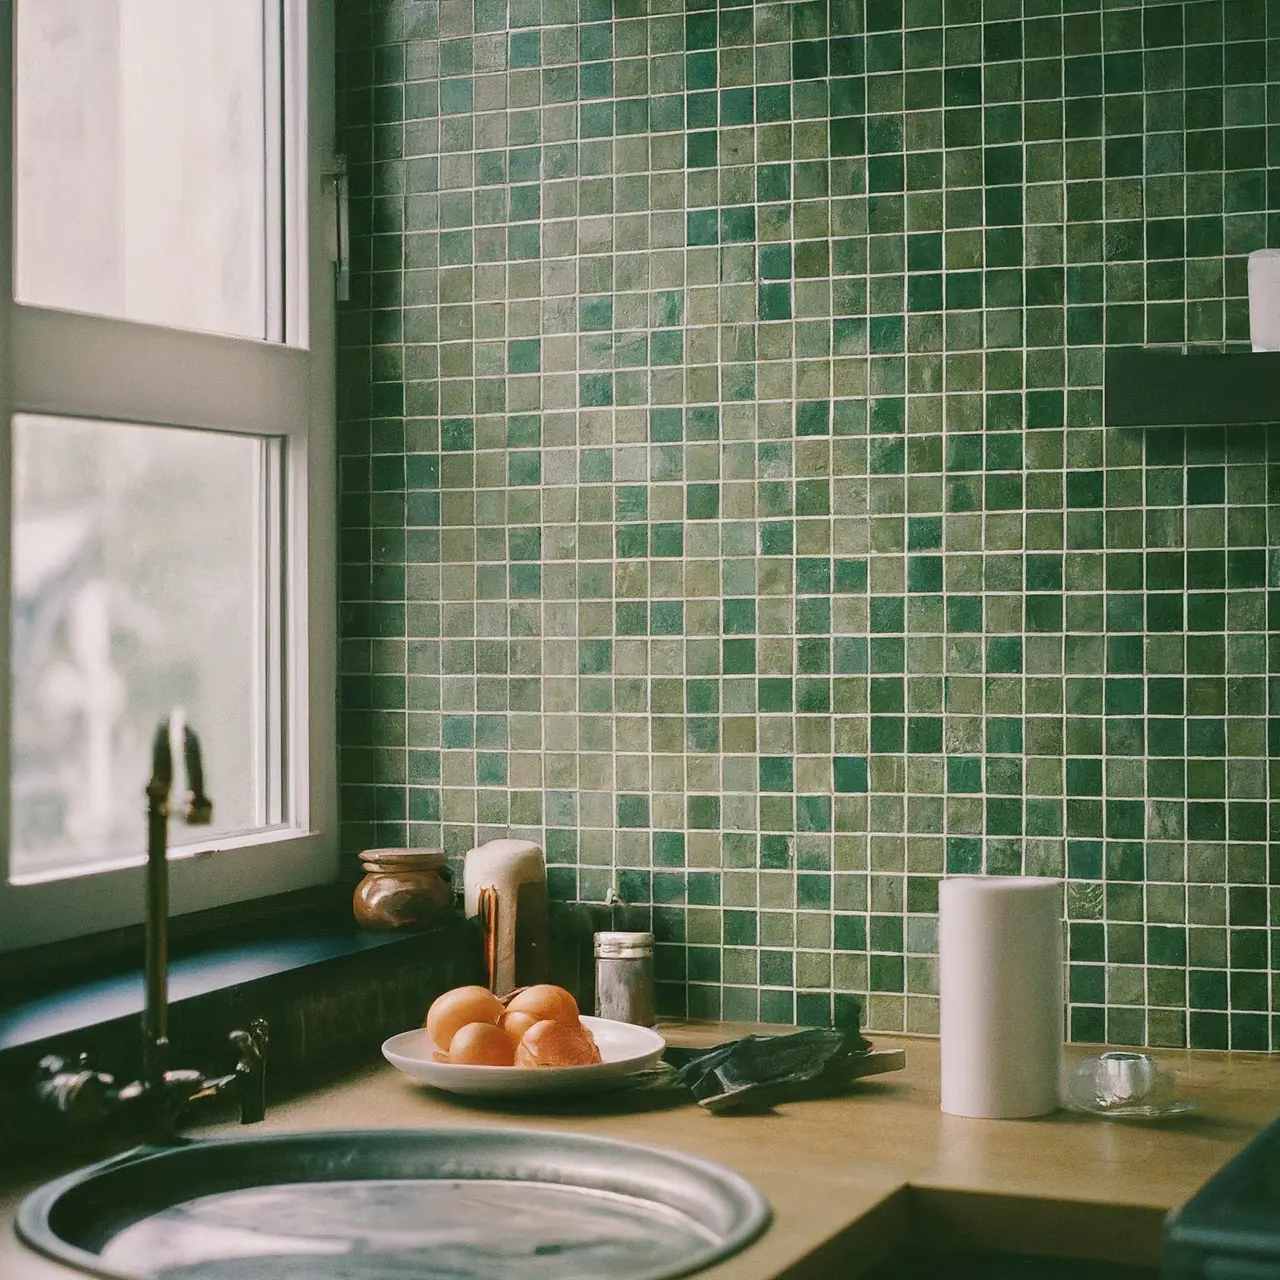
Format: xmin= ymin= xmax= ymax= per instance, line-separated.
xmin=36 ymin=715 xmax=268 ymax=1141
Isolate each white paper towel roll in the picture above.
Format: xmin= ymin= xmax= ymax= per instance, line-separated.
xmin=1248 ymin=249 xmax=1280 ymax=352
xmin=939 ymin=876 xmax=1063 ymax=1119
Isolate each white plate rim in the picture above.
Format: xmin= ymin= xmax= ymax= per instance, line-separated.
xmin=382 ymin=1015 xmax=667 ymax=1096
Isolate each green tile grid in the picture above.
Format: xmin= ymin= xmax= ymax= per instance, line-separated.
xmin=335 ymin=0 xmax=1280 ymax=1050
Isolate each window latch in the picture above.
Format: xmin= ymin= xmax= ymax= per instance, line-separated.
xmin=324 ymin=155 xmax=350 ymax=303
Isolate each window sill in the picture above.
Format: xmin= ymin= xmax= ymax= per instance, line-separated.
xmin=0 ymin=902 xmax=482 ymax=1160
xmin=1 ymin=922 xmax=457 ymax=1053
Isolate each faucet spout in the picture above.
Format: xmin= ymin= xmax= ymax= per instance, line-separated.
xmin=142 ymin=715 xmax=213 ymax=1122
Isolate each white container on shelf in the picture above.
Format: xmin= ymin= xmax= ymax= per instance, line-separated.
xmin=1247 ymin=249 xmax=1280 ymax=351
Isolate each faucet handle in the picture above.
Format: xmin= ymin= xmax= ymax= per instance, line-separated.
xmin=35 ymin=1054 xmax=117 ymax=1123
xmin=230 ymin=1018 xmax=269 ymax=1064
xmin=229 ymin=1018 xmax=269 ymax=1124
xmin=182 ymin=726 xmax=213 ymax=825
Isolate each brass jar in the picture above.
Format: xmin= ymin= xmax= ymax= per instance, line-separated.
xmin=353 ymin=848 xmax=453 ymax=931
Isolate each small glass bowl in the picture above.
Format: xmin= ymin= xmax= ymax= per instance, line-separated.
xmin=1064 ymin=1051 xmax=1196 ymax=1120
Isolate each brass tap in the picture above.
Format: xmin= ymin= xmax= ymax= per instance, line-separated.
xmin=36 ymin=714 xmax=268 ymax=1140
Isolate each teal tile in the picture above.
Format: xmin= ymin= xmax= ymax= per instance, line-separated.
xmin=760 ymin=757 xmax=794 ymax=792
xmin=336 ymin=2 xmax=1277 ymax=1049
xmin=507 ymin=339 xmax=540 ymax=373
xmin=687 ymin=484 xmax=719 ymax=519
xmin=617 ymin=795 xmax=650 ymax=829
xmin=758 ymin=283 xmax=792 ymax=320
xmin=653 ymin=832 xmax=685 ymax=867
xmin=834 ymin=757 xmax=868 ymax=793
xmin=688 ymin=795 xmax=721 ymax=829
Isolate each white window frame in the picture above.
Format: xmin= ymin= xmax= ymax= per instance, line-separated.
xmin=0 ymin=0 xmax=338 ymax=951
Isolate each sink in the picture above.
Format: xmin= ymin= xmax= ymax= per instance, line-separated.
xmin=18 ymin=1127 xmax=771 ymax=1280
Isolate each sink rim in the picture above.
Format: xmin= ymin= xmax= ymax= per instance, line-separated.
xmin=18 ymin=1125 xmax=772 ymax=1280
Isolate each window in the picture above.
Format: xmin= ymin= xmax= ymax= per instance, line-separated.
xmin=0 ymin=0 xmax=337 ymax=950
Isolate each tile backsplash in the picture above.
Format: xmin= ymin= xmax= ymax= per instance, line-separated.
xmin=335 ymin=0 xmax=1280 ymax=1050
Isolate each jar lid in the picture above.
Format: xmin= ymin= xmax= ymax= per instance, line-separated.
xmin=359 ymin=847 xmax=446 ymax=870
xmin=594 ymin=930 xmax=654 ymax=958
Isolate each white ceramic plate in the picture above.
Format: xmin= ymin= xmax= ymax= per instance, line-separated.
xmin=382 ymin=1015 xmax=667 ymax=1097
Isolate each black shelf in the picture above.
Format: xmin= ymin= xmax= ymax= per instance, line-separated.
xmin=1104 ymin=348 xmax=1280 ymax=428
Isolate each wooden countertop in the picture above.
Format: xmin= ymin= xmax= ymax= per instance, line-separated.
xmin=2 ymin=1024 xmax=1277 ymax=1279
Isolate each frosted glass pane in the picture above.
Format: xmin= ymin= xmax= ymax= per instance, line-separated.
xmin=10 ymin=415 xmax=273 ymax=879
xmin=14 ymin=0 xmax=271 ymax=341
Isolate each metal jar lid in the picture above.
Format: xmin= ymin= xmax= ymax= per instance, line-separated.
xmin=594 ymin=930 xmax=654 ymax=959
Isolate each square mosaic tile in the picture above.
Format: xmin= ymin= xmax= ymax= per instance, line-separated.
xmin=334 ymin=0 xmax=1280 ymax=1049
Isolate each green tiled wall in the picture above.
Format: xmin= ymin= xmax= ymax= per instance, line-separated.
xmin=336 ymin=0 xmax=1280 ymax=1049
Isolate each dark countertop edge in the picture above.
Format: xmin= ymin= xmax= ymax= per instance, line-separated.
xmin=0 ymin=923 xmax=451 ymax=1054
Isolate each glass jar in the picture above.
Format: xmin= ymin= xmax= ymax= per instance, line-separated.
xmin=353 ymin=848 xmax=453 ymax=931
xmin=594 ymin=931 xmax=655 ymax=1027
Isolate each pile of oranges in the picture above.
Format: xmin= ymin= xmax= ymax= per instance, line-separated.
xmin=424 ymin=983 xmax=602 ymax=1068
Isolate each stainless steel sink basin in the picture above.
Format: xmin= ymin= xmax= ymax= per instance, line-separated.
xmin=18 ymin=1127 xmax=771 ymax=1280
